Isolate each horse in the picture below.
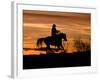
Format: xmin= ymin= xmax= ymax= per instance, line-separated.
xmin=36 ymin=33 xmax=67 ymax=53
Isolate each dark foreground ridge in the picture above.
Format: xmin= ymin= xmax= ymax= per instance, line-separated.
xmin=23 ymin=51 xmax=91 ymax=69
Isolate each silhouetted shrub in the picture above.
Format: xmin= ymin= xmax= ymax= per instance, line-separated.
xmin=73 ymin=38 xmax=90 ymax=52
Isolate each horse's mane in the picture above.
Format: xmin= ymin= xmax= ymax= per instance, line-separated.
xmin=59 ymin=32 xmax=66 ymax=35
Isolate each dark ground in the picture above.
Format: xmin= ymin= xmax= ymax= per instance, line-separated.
xmin=23 ymin=51 xmax=91 ymax=69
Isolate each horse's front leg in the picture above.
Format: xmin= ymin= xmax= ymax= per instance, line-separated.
xmin=61 ymin=44 xmax=64 ymax=50
xmin=55 ymin=45 xmax=62 ymax=53
xmin=46 ymin=45 xmax=50 ymax=54
xmin=60 ymin=44 xmax=66 ymax=53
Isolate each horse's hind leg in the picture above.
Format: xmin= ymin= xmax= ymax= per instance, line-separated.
xmin=46 ymin=46 xmax=49 ymax=54
xmin=45 ymin=40 xmax=54 ymax=54
xmin=46 ymin=44 xmax=50 ymax=54
xmin=46 ymin=45 xmax=54 ymax=54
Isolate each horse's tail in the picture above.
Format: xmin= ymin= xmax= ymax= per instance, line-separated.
xmin=36 ymin=38 xmax=45 ymax=48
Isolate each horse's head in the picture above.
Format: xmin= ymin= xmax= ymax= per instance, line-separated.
xmin=60 ymin=33 xmax=67 ymax=41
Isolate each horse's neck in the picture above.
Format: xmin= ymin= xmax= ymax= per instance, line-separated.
xmin=60 ymin=34 xmax=64 ymax=40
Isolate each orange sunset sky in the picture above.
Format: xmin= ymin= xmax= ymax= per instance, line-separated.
xmin=23 ymin=10 xmax=91 ymax=55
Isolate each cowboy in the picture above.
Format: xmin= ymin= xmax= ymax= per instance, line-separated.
xmin=51 ymin=24 xmax=59 ymax=36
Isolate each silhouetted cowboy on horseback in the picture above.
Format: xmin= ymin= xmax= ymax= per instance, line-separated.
xmin=36 ymin=24 xmax=67 ymax=53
